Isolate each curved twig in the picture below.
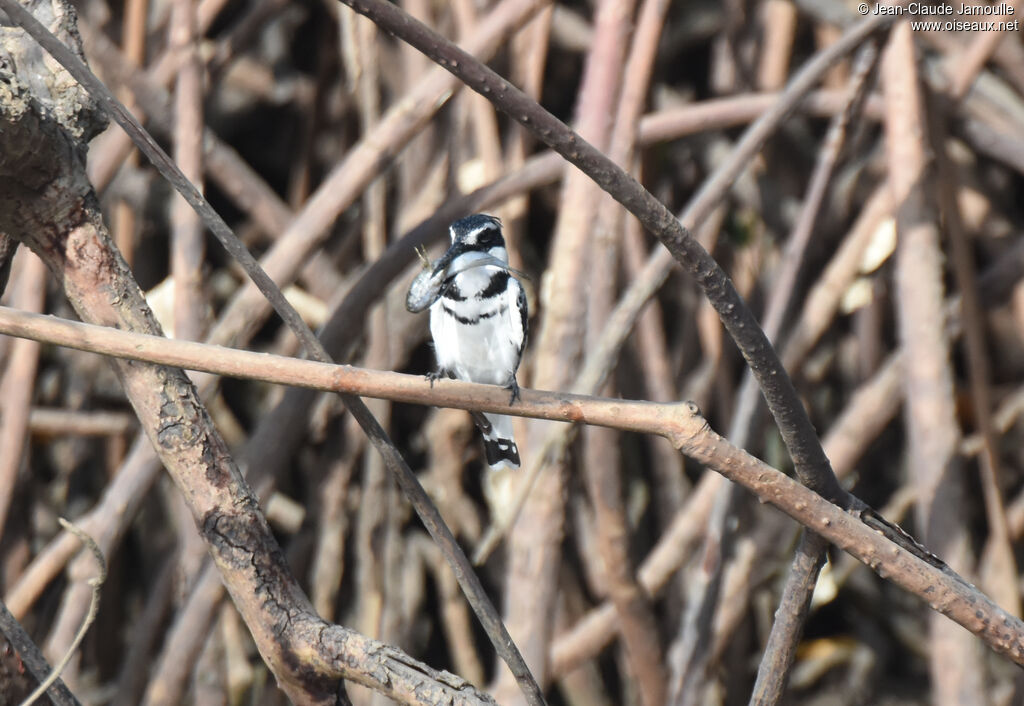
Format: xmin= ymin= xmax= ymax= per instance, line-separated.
xmin=21 ymin=519 xmax=106 ymax=706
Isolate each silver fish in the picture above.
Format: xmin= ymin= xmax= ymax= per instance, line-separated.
xmin=406 ymin=246 xmax=526 ymax=313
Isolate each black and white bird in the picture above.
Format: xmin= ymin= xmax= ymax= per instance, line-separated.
xmin=427 ymin=214 xmax=527 ymax=470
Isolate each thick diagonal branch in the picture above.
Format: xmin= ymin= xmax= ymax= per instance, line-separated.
xmin=0 ymin=1 xmax=534 ymax=702
xmin=337 ymin=0 xmax=897 ymax=510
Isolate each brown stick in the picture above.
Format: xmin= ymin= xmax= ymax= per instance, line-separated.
xmin=757 ymin=0 xmax=797 ymax=91
xmin=748 ymin=531 xmax=829 ymax=705
xmin=580 ymin=0 xmax=668 ymax=702
xmin=338 ymin=0 xmax=878 ymax=511
xmin=339 ymin=6 xmax=401 ymax=687
xmin=621 ymin=212 xmax=688 ymax=523
xmin=945 ymin=0 xmax=1022 ymax=101
xmin=0 ymin=597 xmax=80 ymax=706
xmin=165 ymin=0 xmax=210 ymax=642
xmin=744 ymin=41 xmax=880 ymax=705
xmin=3 ymin=307 xmax=1024 ymax=667
xmin=934 ymin=107 xmax=1019 ymax=619
xmin=169 ymin=0 xmax=206 ymax=343
xmin=110 ymin=0 xmax=148 ymax=268
xmin=503 ymin=4 xmax=553 ymax=265
xmin=0 ymin=252 xmax=46 ymax=540
xmin=495 ymin=1 xmax=635 ymax=697
xmin=883 ymin=22 xmax=985 ymax=703
xmin=28 ymin=408 xmax=135 ymax=437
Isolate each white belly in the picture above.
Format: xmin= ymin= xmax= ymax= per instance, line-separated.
xmin=430 ymin=299 xmax=521 ymax=386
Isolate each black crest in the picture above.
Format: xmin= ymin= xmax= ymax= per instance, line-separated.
xmin=450 ymin=214 xmax=503 ymax=247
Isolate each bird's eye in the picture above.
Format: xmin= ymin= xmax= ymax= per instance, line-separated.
xmin=476 ymin=228 xmax=501 ymax=248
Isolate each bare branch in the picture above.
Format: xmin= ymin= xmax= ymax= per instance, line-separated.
xmin=883 ymin=21 xmax=985 ymax=702
xmin=337 ymin=0 xmax=898 ymax=508
xmin=22 ymin=519 xmax=106 ymax=706
xmin=2 ymin=306 xmax=1024 ymax=667
xmin=0 ymin=600 xmax=80 ymax=706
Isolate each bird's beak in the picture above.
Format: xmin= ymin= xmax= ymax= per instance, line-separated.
xmin=431 ymin=244 xmax=459 ymax=279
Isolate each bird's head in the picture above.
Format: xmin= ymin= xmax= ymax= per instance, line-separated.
xmin=430 ymin=214 xmax=509 ymax=279
xmin=448 ymin=214 xmax=505 ymax=251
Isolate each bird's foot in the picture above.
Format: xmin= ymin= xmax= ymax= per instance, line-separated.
xmin=427 ymin=369 xmax=448 ymax=387
xmin=506 ymin=379 xmax=521 ymax=405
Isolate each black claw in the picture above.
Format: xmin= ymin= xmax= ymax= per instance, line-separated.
xmin=426 ymin=369 xmax=447 ymax=387
xmin=506 ymin=378 xmax=521 ymax=405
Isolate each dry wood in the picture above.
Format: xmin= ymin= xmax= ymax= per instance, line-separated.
xmin=0 ymin=253 xmax=46 ymax=540
xmin=4 ymin=1 xmax=1024 ymax=703
xmin=3 ymin=307 xmax=1024 ymax=668
xmin=883 ymin=21 xmax=985 ymax=705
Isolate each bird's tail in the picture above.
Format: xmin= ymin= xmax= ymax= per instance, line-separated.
xmin=475 ymin=412 xmax=520 ymax=470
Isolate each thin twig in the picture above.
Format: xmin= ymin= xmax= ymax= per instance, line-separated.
xmin=0 ymin=601 xmax=80 ymax=706
xmin=932 ymin=94 xmax=1019 ymax=618
xmin=335 ymin=0 xmax=880 ymax=506
xmin=757 ymin=0 xmax=797 ymax=90
xmin=28 ymin=408 xmax=135 ymax=437
xmin=169 ymin=0 xmax=206 ymax=343
xmin=21 ymin=519 xmax=105 ymax=706
xmin=740 ymin=41 xmax=880 ymax=706
xmin=579 ymin=0 xmax=670 ymax=701
xmin=109 ymin=0 xmax=147 ymax=268
xmin=0 ymin=306 xmax=697 ymax=436
xmin=503 ymin=4 xmax=553 ymax=264
xmin=748 ymin=532 xmax=829 ymax=706
xmin=945 ymin=0 xmax=1022 ymax=101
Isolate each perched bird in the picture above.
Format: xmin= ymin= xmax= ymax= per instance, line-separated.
xmin=427 ymin=214 xmax=527 ymax=470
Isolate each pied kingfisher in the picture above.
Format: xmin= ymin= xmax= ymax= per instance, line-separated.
xmin=429 ymin=214 xmax=527 ymax=470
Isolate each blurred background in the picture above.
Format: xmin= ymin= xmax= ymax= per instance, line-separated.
xmin=2 ymin=0 xmax=1024 ymax=704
